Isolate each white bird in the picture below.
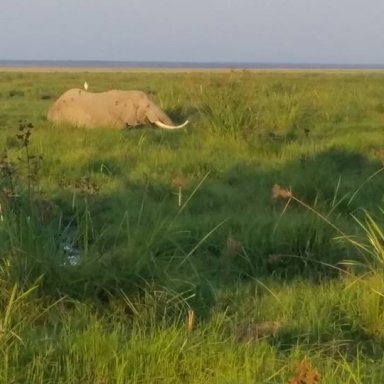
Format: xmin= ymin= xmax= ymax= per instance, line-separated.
xmin=83 ymin=81 xmax=89 ymax=91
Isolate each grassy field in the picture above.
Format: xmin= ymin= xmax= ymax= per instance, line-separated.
xmin=0 ymin=69 xmax=384 ymax=383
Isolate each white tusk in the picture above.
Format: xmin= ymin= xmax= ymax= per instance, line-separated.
xmin=154 ymin=120 xmax=189 ymax=129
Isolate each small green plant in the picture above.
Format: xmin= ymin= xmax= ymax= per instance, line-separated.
xmin=0 ymin=121 xmax=43 ymax=214
xmin=0 ymin=150 xmax=17 ymax=200
xmin=16 ymin=120 xmax=43 ymax=199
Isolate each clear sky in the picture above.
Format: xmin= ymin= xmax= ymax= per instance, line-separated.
xmin=1 ymin=0 xmax=384 ymax=64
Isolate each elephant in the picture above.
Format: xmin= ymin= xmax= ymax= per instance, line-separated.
xmin=47 ymin=88 xmax=189 ymax=129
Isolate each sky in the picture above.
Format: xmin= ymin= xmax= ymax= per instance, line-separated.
xmin=1 ymin=0 xmax=384 ymax=64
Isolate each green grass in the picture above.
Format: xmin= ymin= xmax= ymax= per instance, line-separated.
xmin=0 ymin=69 xmax=384 ymax=382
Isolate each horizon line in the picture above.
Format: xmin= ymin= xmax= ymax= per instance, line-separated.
xmin=1 ymin=59 xmax=384 ymax=70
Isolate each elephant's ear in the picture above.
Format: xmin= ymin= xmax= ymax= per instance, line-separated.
xmin=118 ymin=100 xmax=138 ymax=126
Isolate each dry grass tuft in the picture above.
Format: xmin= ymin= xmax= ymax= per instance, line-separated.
xmin=272 ymin=184 xmax=293 ymax=199
xmin=288 ymin=360 xmax=321 ymax=384
xmin=226 ymin=235 xmax=243 ymax=255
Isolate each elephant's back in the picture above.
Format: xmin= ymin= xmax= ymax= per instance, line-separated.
xmin=101 ymin=90 xmax=149 ymax=104
xmin=48 ymin=89 xmax=90 ymax=114
xmin=47 ymin=89 xmax=95 ymax=126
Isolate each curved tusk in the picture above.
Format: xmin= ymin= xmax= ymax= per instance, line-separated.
xmin=154 ymin=120 xmax=189 ymax=129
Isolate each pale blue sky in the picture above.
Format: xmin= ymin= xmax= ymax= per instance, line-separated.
xmin=1 ymin=0 xmax=384 ymax=64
